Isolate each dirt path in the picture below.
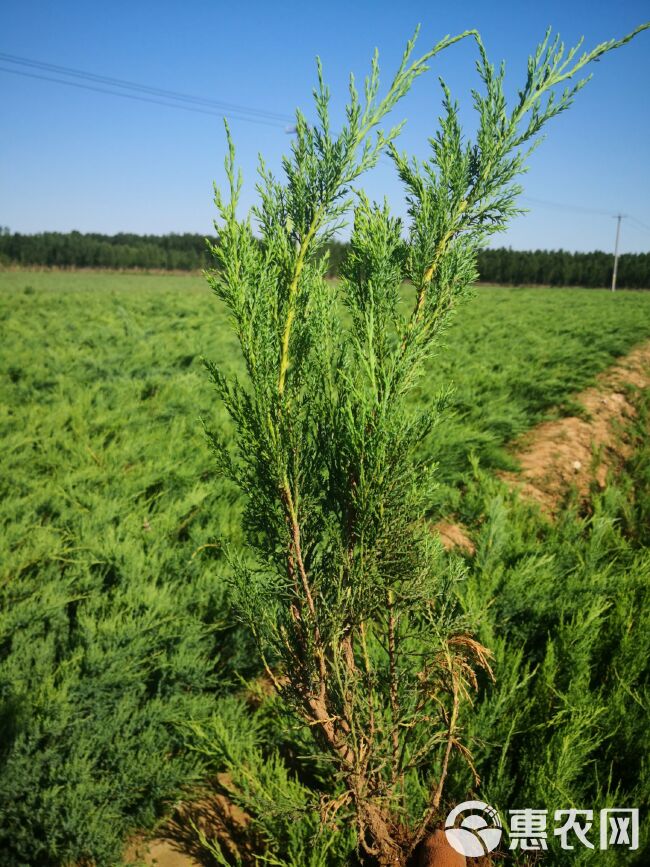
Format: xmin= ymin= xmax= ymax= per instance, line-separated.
xmin=125 ymin=839 xmax=202 ymax=867
xmin=124 ymin=773 xmax=251 ymax=866
xmin=436 ymin=340 xmax=650 ymax=549
xmin=500 ymin=340 xmax=650 ymax=513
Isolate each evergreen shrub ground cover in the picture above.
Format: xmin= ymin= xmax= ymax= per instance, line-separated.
xmin=1 ymin=267 xmax=649 ymax=863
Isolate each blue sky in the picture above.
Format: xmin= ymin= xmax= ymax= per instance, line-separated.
xmin=2 ymin=0 xmax=649 ymax=252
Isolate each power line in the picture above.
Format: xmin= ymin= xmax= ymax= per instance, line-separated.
xmin=0 ymin=53 xmax=293 ymax=128
xmin=0 ymin=65 xmax=287 ymax=128
xmin=0 ymin=51 xmax=294 ymax=122
xmin=523 ymin=196 xmax=650 ymax=236
xmin=628 ymin=215 xmax=650 ymax=233
xmin=521 ymin=196 xmax=615 ymax=217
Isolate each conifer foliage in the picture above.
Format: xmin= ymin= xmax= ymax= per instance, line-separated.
xmin=205 ymin=25 xmax=647 ymax=866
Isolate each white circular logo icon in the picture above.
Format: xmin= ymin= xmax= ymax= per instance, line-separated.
xmin=445 ymin=800 xmax=503 ymax=857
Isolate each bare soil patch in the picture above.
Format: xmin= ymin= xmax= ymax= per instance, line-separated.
xmin=435 ymin=340 xmax=650 ymax=550
xmin=124 ymin=775 xmax=251 ymax=867
xmin=434 ymin=521 xmax=476 ymax=555
xmin=501 ymin=340 xmax=650 ymax=513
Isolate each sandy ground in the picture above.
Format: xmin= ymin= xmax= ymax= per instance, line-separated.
xmin=435 ymin=340 xmax=650 ymax=551
xmin=500 ymin=340 xmax=650 ymax=512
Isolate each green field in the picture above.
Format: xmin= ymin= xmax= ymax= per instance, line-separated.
xmin=2 ymin=270 xmax=650 ymax=865
xmin=3 ymin=270 xmax=650 ymax=530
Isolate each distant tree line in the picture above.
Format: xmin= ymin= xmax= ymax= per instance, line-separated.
xmin=0 ymin=231 xmax=351 ymax=276
xmin=0 ymin=231 xmax=215 ymax=271
xmin=0 ymin=231 xmax=648 ymax=287
xmin=476 ymin=247 xmax=650 ymax=289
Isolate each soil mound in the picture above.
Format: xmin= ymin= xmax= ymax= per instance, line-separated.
xmin=501 ymin=341 xmax=650 ymax=513
xmin=435 ymin=340 xmax=650 ymax=550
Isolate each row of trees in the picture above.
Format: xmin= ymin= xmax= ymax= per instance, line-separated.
xmin=477 ymin=246 xmax=650 ymax=289
xmin=0 ymin=231 xmax=351 ymax=275
xmin=0 ymin=231 xmax=214 ymax=271
xmin=1 ymin=230 xmax=648 ymax=287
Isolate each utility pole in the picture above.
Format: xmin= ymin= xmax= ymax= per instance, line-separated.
xmin=611 ymin=214 xmax=624 ymax=291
